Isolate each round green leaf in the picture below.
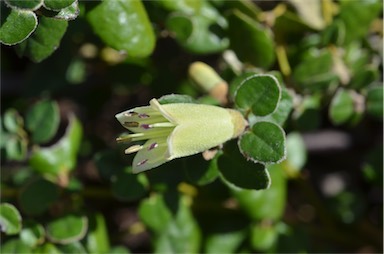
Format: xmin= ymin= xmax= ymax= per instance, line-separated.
xmin=4 ymin=0 xmax=42 ymax=10
xmin=86 ymin=213 xmax=110 ymax=254
xmin=0 ymin=203 xmax=22 ymax=235
xmin=235 ymin=74 xmax=281 ymax=116
xmin=366 ymin=86 xmax=383 ymax=119
xmin=259 ymin=87 xmax=293 ymax=125
xmin=218 ymin=141 xmax=271 ymax=190
xmin=19 ymin=178 xmax=60 ymax=215
xmin=329 ymin=89 xmax=355 ymax=125
xmin=166 ymin=4 xmax=229 ymax=55
xmin=53 ymin=1 xmax=79 ymax=20
xmin=227 ymin=10 xmax=275 ymax=68
xmin=20 ymin=221 xmax=45 ymax=247
xmin=111 ymin=167 xmax=148 ymax=201
xmin=43 ymin=0 xmax=75 ymax=11
xmin=46 ymin=214 xmax=88 ymax=244
xmin=0 ymin=9 xmax=37 ymax=45
xmin=15 ymin=16 xmax=68 ymax=63
xmin=58 ymin=242 xmax=87 ymax=253
xmin=29 ymin=114 xmax=82 ymax=176
xmin=239 ymin=121 xmax=286 ymax=164
xmin=250 ymin=223 xmax=278 ymax=251
xmin=25 ymin=100 xmax=60 ymax=144
xmin=232 ymin=164 xmax=287 ymax=221
xmin=3 ymin=108 xmax=24 ymax=133
xmin=5 ymin=135 xmax=27 ymax=161
xmin=1 ymin=239 xmax=31 ymax=253
xmin=87 ymin=0 xmax=155 ymax=58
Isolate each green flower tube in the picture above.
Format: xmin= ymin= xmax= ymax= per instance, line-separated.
xmin=116 ymin=98 xmax=247 ymax=173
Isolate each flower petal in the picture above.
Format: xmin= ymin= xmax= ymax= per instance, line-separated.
xmin=132 ymin=137 xmax=170 ymax=173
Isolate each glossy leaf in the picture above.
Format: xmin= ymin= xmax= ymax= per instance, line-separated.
xmin=3 ymin=108 xmax=24 ymax=133
xmin=166 ymin=2 xmax=228 ymax=54
xmin=329 ymin=89 xmax=354 ymax=125
xmin=16 ymin=16 xmax=68 ymax=62
xmin=239 ymin=121 xmax=286 ymax=164
xmin=20 ymin=221 xmax=45 ymax=247
xmin=232 ymin=164 xmax=287 ymax=221
xmin=366 ymin=86 xmax=383 ymax=119
xmin=0 ymin=239 xmax=31 ymax=253
xmin=156 ymin=0 xmax=201 ymax=14
xmin=46 ymin=214 xmax=88 ymax=244
xmin=0 ymin=203 xmax=22 ymax=235
xmin=227 ymin=10 xmax=275 ymax=68
xmin=293 ymin=49 xmax=338 ymax=91
xmin=0 ymin=9 xmax=37 ymax=45
xmin=25 ymin=100 xmax=60 ymax=144
xmin=235 ymin=74 xmax=281 ymax=116
xmin=29 ymin=114 xmax=82 ymax=176
xmin=154 ymin=195 xmax=201 ymax=253
xmin=205 ymin=229 xmax=246 ymax=253
xmin=19 ymin=178 xmax=60 ymax=215
xmin=43 ymin=0 xmax=75 ymax=11
xmin=219 ymin=141 xmax=270 ymax=190
xmin=87 ymin=0 xmax=155 ymax=58
xmin=338 ymin=0 xmax=382 ymax=44
xmin=86 ymin=213 xmax=110 ymax=254
xmin=250 ymin=222 xmax=278 ymax=251
xmin=138 ymin=194 xmax=172 ymax=234
xmin=4 ymin=0 xmax=42 ymax=10
xmin=259 ymin=87 xmax=293 ymax=125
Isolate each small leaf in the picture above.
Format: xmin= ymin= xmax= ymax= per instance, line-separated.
xmin=33 ymin=242 xmax=61 ymax=254
xmin=5 ymin=135 xmax=27 ymax=161
xmin=25 ymin=100 xmax=60 ymax=144
xmin=239 ymin=121 xmax=286 ymax=164
xmin=19 ymin=177 xmax=60 ymax=215
xmin=4 ymin=0 xmax=42 ymax=10
xmin=218 ymin=141 xmax=270 ymax=190
xmin=205 ymin=229 xmax=246 ymax=254
xmin=158 ymin=94 xmax=196 ymax=104
xmin=366 ymin=86 xmax=383 ymax=119
xmin=154 ymin=195 xmax=201 ymax=253
xmin=46 ymin=214 xmax=88 ymax=244
xmin=293 ymin=49 xmax=338 ymax=91
xmin=15 ymin=16 xmax=68 ymax=62
xmin=0 ymin=9 xmax=38 ymax=45
xmin=284 ymin=132 xmax=307 ymax=173
xmin=43 ymin=0 xmax=75 ymax=11
xmin=166 ymin=2 xmax=229 ymax=54
xmin=86 ymin=213 xmax=110 ymax=254
xmin=1 ymin=239 xmax=31 ymax=253
xmin=329 ymin=89 xmax=354 ymax=125
xmin=3 ymin=108 xmax=24 ymax=133
xmin=138 ymin=194 xmax=172 ymax=234
xmin=0 ymin=203 xmax=22 ymax=235
xmin=20 ymin=221 xmax=45 ymax=247
xmin=235 ymin=74 xmax=281 ymax=116
xmin=58 ymin=242 xmax=87 ymax=254
xmin=227 ymin=10 xmax=275 ymax=68
xmin=250 ymin=222 xmax=278 ymax=251
xmin=183 ymin=154 xmax=219 ymax=186
xmin=87 ymin=0 xmax=155 ymax=58
xmin=29 ymin=114 xmax=82 ymax=176
xmin=53 ymin=0 xmax=80 ymax=21
xmin=288 ymin=0 xmax=326 ymax=30
xmin=232 ymin=164 xmax=287 ymax=221
xmin=259 ymin=87 xmax=293 ymax=125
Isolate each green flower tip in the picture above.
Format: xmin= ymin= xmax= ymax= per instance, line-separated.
xmin=116 ymin=98 xmax=247 ymax=173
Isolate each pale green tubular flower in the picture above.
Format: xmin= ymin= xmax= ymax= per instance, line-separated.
xmin=116 ymin=98 xmax=247 ymax=173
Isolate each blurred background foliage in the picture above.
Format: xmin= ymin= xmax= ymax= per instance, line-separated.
xmin=1 ymin=0 xmax=383 ymax=253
